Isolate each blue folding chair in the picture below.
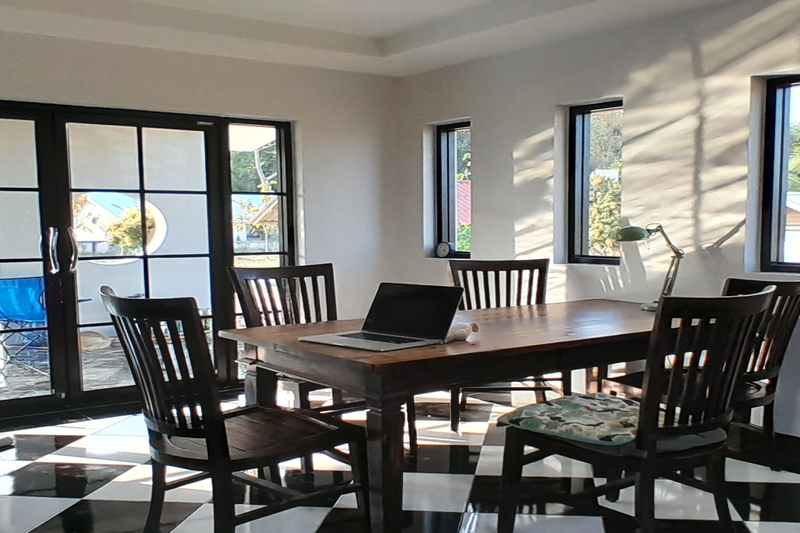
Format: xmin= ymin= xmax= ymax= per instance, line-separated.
xmin=0 ymin=276 xmax=48 ymax=376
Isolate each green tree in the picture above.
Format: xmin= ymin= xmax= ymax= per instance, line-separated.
xmin=588 ymin=173 xmax=622 ymax=255
xmin=789 ymin=122 xmax=800 ymax=191
xmin=230 ymin=141 xmax=279 ymax=192
xmin=589 ymin=109 xmax=623 ymax=171
xmin=106 ymin=208 xmax=155 ymax=254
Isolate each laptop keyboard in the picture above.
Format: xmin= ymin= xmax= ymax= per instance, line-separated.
xmin=340 ymin=332 xmax=419 ymax=344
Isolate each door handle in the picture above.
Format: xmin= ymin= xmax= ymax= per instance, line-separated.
xmin=42 ymin=227 xmax=60 ymax=274
xmin=66 ymin=227 xmax=78 ymax=273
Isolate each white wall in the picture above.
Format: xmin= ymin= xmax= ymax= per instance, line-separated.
xmin=388 ymin=1 xmax=800 ymax=432
xmin=0 ymin=30 xmax=396 ymax=318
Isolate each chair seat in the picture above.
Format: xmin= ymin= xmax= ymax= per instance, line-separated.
xmin=153 ymin=405 xmax=362 ymax=471
xmin=498 ymin=393 xmax=640 ymax=446
xmin=733 ymin=380 xmax=773 ymax=407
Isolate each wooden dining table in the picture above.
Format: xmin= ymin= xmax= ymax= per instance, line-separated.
xmin=219 ymin=298 xmax=655 ymax=533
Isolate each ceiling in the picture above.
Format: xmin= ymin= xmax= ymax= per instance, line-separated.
xmin=0 ymin=0 xmax=736 ymax=77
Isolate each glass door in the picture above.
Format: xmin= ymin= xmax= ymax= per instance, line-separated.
xmin=0 ymin=111 xmax=65 ymax=406
xmin=59 ymin=117 xmax=215 ymax=396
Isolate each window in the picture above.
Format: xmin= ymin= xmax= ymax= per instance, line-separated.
xmin=567 ymin=100 xmax=623 ymax=265
xmin=761 ymin=76 xmax=800 ymax=272
xmin=436 ymin=121 xmax=471 ymax=257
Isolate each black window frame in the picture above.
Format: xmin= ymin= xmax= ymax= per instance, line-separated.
xmin=761 ymin=75 xmax=800 ymax=273
xmin=435 ymin=121 xmax=471 ymax=258
xmin=567 ymin=100 xmax=623 ymax=265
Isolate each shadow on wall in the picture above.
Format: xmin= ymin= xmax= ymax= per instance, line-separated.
xmin=506 ymin=1 xmax=799 ymax=303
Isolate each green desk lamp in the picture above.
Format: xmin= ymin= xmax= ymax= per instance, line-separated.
xmin=617 ymin=223 xmax=685 ymax=312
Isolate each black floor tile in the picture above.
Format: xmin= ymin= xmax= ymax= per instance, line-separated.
xmin=0 ymin=462 xmax=132 ymax=498
xmin=317 ymin=509 xmax=462 ymax=533
xmin=0 ymin=435 xmax=84 ymax=461
xmin=29 ymin=500 xmax=200 ymax=533
xmin=727 ymin=480 xmax=800 ymax=522
xmin=482 ymin=424 xmax=506 ymax=446
xmin=467 ymin=475 xmax=599 ymax=515
xmin=404 ymin=445 xmax=481 ymax=474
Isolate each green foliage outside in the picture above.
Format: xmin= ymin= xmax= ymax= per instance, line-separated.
xmin=789 ymin=123 xmax=800 ymax=191
xmin=456 ymin=222 xmax=471 ymax=253
xmin=230 ymin=141 xmax=279 ymax=193
xmin=455 ymin=128 xmax=472 ymax=252
xmin=588 ymin=109 xmax=623 ymax=256
xmin=106 ymin=208 xmax=155 ymax=254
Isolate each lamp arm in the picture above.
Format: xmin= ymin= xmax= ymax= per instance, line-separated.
xmin=651 ymin=225 xmax=685 ymax=258
xmin=659 ymin=252 xmax=683 ymax=300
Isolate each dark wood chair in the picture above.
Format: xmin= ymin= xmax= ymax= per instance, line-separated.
xmin=724 ymin=278 xmax=800 ymax=457
xmin=498 ymin=287 xmax=775 ymax=533
xmin=99 ymin=286 xmax=370 ymax=533
xmin=604 ymin=278 xmax=800 ymax=465
xmin=229 ymin=264 xmax=418 ymax=453
xmin=447 ymin=258 xmax=569 ymax=432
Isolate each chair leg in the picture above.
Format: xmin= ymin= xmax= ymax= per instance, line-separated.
xmin=561 ymin=371 xmax=572 ymax=396
xmin=634 ymin=469 xmax=656 ymax=533
xmin=211 ymin=472 xmax=236 ymax=533
xmin=331 ymin=388 xmax=344 ymax=406
xmin=144 ymin=461 xmax=167 ymax=533
xmin=605 ymin=468 xmax=622 ymax=502
xmin=450 ymin=389 xmax=461 ymax=433
xmin=710 ymin=455 xmax=734 ymax=532
xmin=297 ymin=388 xmax=315 ymax=473
xmin=498 ymin=429 xmax=525 ymax=533
xmin=406 ymin=396 xmax=418 ymax=455
xmin=348 ymin=436 xmax=371 ymax=531
xmin=763 ymin=402 xmax=781 ymax=471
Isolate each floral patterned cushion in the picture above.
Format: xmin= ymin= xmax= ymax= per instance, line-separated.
xmin=497 ymin=393 xmax=640 ymax=446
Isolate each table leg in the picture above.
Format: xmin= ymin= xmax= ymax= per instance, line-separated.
xmin=366 ymin=397 xmax=405 ymax=533
xmin=245 ymin=364 xmax=278 ymax=407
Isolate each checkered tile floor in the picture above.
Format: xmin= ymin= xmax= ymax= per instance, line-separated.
xmin=1 ymin=390 xmax=799 ymax=532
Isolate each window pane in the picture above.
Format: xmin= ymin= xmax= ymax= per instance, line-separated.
xmin=80 ymin=325 xmax=134 ymax=391
xmin=0 ymin=191 xmax=42 ymax=259
xmin=0 ymin=119 xmax=38 ymax=188
xmin=73 ymin=192 xmax=147 ymax=258
xmin=586 ymin=107 xmax=623 ymax=257
xmin=67 ymin=123 xmax=139 ymax=190
xmin=148 ymin=257 xmax=211 ymax=311
xmin=143 ymin=128 xmax=207 ymax=191
xmin=781 ymin=84 xmax=800 ymax=263
xmin=76 ymin=258 xmax=144 ymax=325
xmin=229 ymin=124 xmax=281 ymax=193
xmin=232 ymin=194 xmax=283 ymax=253
xmin=146 ymin=194 xmax=208 ymax=255
xmin=454 ymin=128 xmax=471 ymax=253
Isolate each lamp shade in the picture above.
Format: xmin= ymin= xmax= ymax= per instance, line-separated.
xmin=617 ymin=225 xmax=651 ymax=242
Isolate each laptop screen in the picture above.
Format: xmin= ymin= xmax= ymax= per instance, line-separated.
xmin=362 ymin=283 xmax=464 ymax=340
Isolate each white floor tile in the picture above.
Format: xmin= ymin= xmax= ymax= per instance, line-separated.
xmin=36 ymin=435 xmax=151 ymax=465
xmin=171 ymin=504 xmax=331 ymax=533
xmin=726 ymin=458 xmax=800 ymax=483
xmin=94 ymin=415 xmax=148 ymax=437
xmin=475 ymin=446 xmax=594 ymax=478
xmin=402 ymin=472 xmax=473 ymax=512
xmin=458 ymin=512 xmax=604 ymax=533
xmin=412 ymin=419 xmax=487 ymax=447
xmin=744 ymin=522 xmax=800 ymax=532
xmin=598 ymin=477 xmax=742 ymax=521
xmin=0 ymin=495 xmax=79 ymax=533
xmin=84 ymin=464 xmax=213 ymax=503
xmin=0 ymin=460 xmax=30 ymax=477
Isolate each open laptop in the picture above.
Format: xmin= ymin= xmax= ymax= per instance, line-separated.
xmin=299 ymin=282 xmax=464 ymax=352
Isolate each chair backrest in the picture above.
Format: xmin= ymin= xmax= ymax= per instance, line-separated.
xmin=448 ymin=259 xmax=549 ymax=310
xmin=100 ymin=286 xmax=227 ymax=454
xmin=0 ymin=276 xmax=46 ymax=323
xmin=228 ymin=264 xmax=337 ymax=328
xmin=636 ymin=287 xmax=775 ymax=452
xmin=723 ymin=278 xmax=800 ymax=381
